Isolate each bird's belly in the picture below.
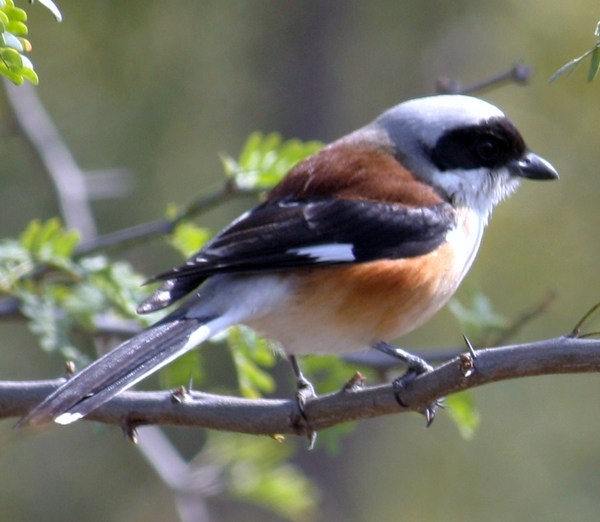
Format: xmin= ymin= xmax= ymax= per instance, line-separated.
xmin=248 ymin=238 xmax=477 ymax=355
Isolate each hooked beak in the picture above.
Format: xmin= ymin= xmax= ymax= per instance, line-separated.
xmin=509 ymin=152 xmax=559 ymax=181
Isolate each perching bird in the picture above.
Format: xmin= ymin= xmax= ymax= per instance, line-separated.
xmin=20 ymin=94 xmax=558 ymax=427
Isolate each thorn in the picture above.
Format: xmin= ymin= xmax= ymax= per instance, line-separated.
xmin=307 ymin=430 xmax=317 ymax=450
xmin=170 ymin=385 xmax=189 ymax=404
xmin=342 ymin=371 xmax=366 ymax=392
xmin=459 ymin=336 xmax=477 ymax=378
xmin=123 ymin=422 xmax=138 ymax=444
xmin=462 ymin=335 xmax=478 ymax=358
xmin=64 ymin=360 xmax=76 ymax=377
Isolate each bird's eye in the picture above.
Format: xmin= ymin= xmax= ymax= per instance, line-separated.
xmin=475 ymin=136 xmax=505 ymax=164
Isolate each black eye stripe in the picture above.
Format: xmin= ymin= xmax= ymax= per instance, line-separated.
xmin=429 ymin=117 xmax=526 ymax=171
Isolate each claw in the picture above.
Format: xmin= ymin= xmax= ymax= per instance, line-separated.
xmin=122 ymin=421 xmax=138 ymax=444
xmin=376 ymin=342 xmax=440 ymax=425
xmin=289 ymin=355 xmax=318 ymax=449
xmin=422 ymin=399 xmax=444 ymax=427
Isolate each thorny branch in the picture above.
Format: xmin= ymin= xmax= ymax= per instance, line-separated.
xmin=3 ymin=336 xmax=600 ymax=435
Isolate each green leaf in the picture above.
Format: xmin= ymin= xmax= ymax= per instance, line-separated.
xmin=19 ymin=63 xmax=38 ymax=84
xmin=87 ymin=258 xmax=147 ymax=318
xmin=445 ymin=391 xmax=480 ymax=439
xmin=5 ymin=20 xmax=27 ymax=35
xmin=227 ymin=326 xmax=277 ymax=398
xmin=205 ymin=432 xmax=319 ymax=521
xmin=448 ymin=289 xmax=508 ymax=343
xmin=0 ymin=46 xmax=22 ymax=69
xmin=18 ymin=290 xmax=84 ymax=363
xmin=0 ymin=1 xmax=61 ymax=85
xmin=19 ymin=219 xmax=41 ymax=251
xmin=60 ymin=282 xmax=106 ymax=331
xmin=19 ymin=218 xmax=80 ymax=267
xmin=588 ymin=45 xmax=600 ymax=82
xmin=170 ymin=222 xmax=211 ymax=257
xmin=4 ymin=6 xmax=27 ymax=22
xmin=550 ymin=21 xmax=600 ymax=83
xmin=0 ymin=239 xmax=32 ymax=289
xmin=0 ymin=65 xmax=23 ymax=84
xmin=224 ymin=132 xmax=322 ymax=191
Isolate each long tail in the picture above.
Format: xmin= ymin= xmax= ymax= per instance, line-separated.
xmin=18 ymin=315 xmax=228 ymax=427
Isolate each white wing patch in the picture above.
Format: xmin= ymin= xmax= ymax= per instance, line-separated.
xmin=288 ymin=243 xmax=355 ymax=262
xmin=55 ymin=412 xmax=83 ymax=425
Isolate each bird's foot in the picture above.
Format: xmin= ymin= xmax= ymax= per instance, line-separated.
xmin=289 ymin=355 xmax=317 ymax=449
xmin=373 ymin=342 xmax=440 ymax=426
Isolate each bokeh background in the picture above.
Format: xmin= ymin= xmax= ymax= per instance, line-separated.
xmin=1 ymin=1 xmax=599 ymax=520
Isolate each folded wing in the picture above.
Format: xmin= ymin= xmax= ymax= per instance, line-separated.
xmin=138 ymin=198 xmax=455 ymax=313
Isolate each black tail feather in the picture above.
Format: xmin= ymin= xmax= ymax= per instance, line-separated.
xmin=18 ymin=319 xmax=203 ymax=427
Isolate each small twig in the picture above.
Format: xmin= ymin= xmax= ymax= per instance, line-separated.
xmin=75 ymin=181 xmax=260 ymax=257
xmin=489 ymin=291 xmax=557 ymax=346
xmin=571 ymin=301 xmax=600 ymax=337
xmin=436 ymin=63 xmax=532 ymax=95
xmin=136 ymin=428 xmax=219 ymax=522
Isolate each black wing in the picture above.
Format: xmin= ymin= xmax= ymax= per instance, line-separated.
xmin=138 ymin=198 xmax=455 ymax=313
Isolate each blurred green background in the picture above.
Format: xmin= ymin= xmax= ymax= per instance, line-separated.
xmin=1 ymin=1 xmax=600 ymax=520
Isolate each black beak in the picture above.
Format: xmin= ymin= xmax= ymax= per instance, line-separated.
xmin=509 ymin=152 xmax=559 ymax=181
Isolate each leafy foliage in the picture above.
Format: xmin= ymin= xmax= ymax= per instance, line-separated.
xmin=448 ymin=289 xmax=509 ymax=344
xmin=0 ymin=0 xmax=61 ymax=84
xmin=169 ymin=220 xmax=211 ymax=258
xmin=227 ymin=325 xmax=278 ymax=398
xmin=204 ymin=432 xmax=319 ymax=521
xmin=221 ymin=131 xmax=323 ymax=190
xmin=445 ymin=391 xmax=481 ymax=440
xmin=550 ymin=21 xmax=600 ymax=83
xmin=0 ymin=218 xmax=149 ymax=364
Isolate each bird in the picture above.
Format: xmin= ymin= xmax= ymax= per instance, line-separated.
xmin=19 ymin=94 xmax=558 ymax=428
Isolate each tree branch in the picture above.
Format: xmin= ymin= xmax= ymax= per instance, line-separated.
xmin=73 ymin=180 xmax=247 ymax=256
xmin=436 ymin=62 xmax=532 ymax=95
xmin=3 ymin=80 xmax=98 ymax=241
xmin=4 ymin=336 xmax=599 ymax=437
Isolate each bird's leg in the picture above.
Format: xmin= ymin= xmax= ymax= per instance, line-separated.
xmin=288 ymin=354 xmax=317 ymax=448
xmin=373 ymin=342 xmax=440 ymax=426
